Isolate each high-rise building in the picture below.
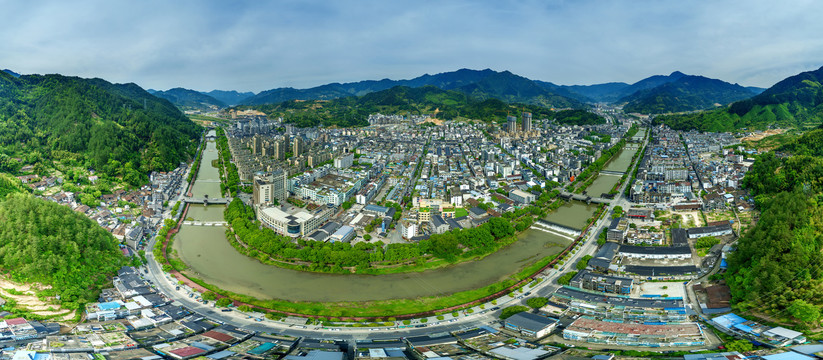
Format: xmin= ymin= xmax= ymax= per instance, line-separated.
xmin=271 ymin=169 xmax=287 ymax=203
xmin=252 ymin=135 xmax=263 ymax=155
xmin=273 ymin=140 xmax=286 ymax=160
xmin=252 ymin=169 xmax=288 ymax=207
xmin=292 ymin=136 xmax=304 ymax=157
xmin=507 ymin=115 xmax=519 ymax=134
xmin=522 ymin=112 xmax=532 ymax=132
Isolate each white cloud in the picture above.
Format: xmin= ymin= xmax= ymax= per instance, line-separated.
xmin=1 ymin=0 xmax=822 ymax=92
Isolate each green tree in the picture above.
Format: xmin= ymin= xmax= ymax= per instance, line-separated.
xmin=500 ymin=305 xmax=530 ymax=319
xmin=612 ymin=205 xmax=623 ymax=219
xmin=526 ymin=297 xmax=548 ymax=309
xmin=215 ymin=297 xmax=233 ymax=307
xmin=576 ymin=255 xmax=593 ymax=270
xmin=788 ymin=299 xmax=820 ymax=323
xmin=558 ymin=271 xmax=578 ymax=285
xmin=202 ymin=291 xmax=218 ymax=300
xmin=725 ymin=339 xmax=753 ymax=353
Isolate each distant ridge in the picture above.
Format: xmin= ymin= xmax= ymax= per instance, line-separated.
xmin=240 ymin=68 xmax=585 ymax=109
xmin=655 ymin=65 xmax=823 ymax=131
xmin=1 ymin=69 xmax=20 ymax=78
xmin=151 ymin=87 xmax=226 ymax=110
xmin=621 ymin=74 xmax=762 ymax=113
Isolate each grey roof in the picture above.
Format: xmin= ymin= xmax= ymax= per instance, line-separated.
xmin=469 ymin=207 xmax=487 ymax=217
xmin=446 ymin=218 xmax=463 ymax=230
xmin=554 ymin=287 xmax=684 ymax=309
xmin=671 ymin=228 xmax=688 ymax=247
xmin=364 ymin=204 xmax=391 ymax=214
xmin=356 ymin=340 xmax=406 ymax=349
xmin=687 ymin=224 xmax=732 ymax=236
xmin=505 ymin=312 xmax=557 ymax=332
xmin=431 ymin=214 xmax=447 ymax=228
xmin=594 ymin=242 xmax=619 ymax=259
xmin=308 ymin=230 xmax=329 ymax=242
xmin=407 ymin=334 xmax=457 ymax=347
xmin=157 ymin=304 xmax=189 ymax=320
xmin=623 ymin=265 xmax=699 ymax=276
xmin=571 ymin=270 xmax=633 ymax=287
xmin=618 ymin=244 xmax=691 ymax=255
xmin=320 ymin=221 xmax=341 ymax=234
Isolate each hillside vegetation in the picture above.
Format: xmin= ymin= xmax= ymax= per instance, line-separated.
xmin=655 ymin=66 xmax=823 ymax=131
xmin=622 ymin=75 xmax=758 ymax=114
xmin=727 ymin=127 xmax=823 ymax=327
xmin=245 ymin=86 xmax=604 ymax=128
xmin=0 ymin=193 xmax=126 ymax=310
xmin=0 ymin=72 xmax=199 ymax=184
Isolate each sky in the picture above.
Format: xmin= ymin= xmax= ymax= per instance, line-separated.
xmin=3 ymin=0 xmax=823 ymax=93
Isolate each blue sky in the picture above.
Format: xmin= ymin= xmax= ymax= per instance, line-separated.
xmin=2 ymin=0 xmax=823 ymax=92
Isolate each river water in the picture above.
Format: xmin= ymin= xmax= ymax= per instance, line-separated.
xmin=173 ymin=130 xmax=638 ymax=302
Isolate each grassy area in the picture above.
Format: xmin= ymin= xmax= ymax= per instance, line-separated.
xmin=454 ymin=208 xmax=469 ymax=217
xmin=189 ymin=114 xmax=231 ymax=125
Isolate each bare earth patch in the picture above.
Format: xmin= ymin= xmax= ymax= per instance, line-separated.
xmin=0 ymin=276 xmax=76 ymax=321
xmin=740 ymin=128 xmax=786 ymax=142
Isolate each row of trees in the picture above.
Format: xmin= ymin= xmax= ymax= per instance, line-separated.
xmin=215 ymin=128 xmax=241 ymax=197
xmin=223 ymin=199 xmax=517 ymax=273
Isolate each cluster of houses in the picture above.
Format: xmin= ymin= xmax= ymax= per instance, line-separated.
xmin=31 ymin=164 xmax=189 ymax=252
xmin=628 ymin=125 xmax=755 ymax=213
xmin=238 ymin=112 xmax=638 ymax=244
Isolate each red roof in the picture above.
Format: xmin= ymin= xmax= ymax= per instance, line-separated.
xmin=169 ymin=346 xmax=205 ymax=358
xmin=5 ymin=318 xmax=27 ymax=326
xmin=203 ymin=330 xmax=234 ymax=343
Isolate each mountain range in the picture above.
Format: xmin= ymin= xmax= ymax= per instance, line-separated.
xmin=654 ymin=65 xmax=823 ymax=132
xmin=150 ymin=68 xmax=765 ymax=115
xmin=239 ymin=68 xmax=585 ymax=109
xmin=249 ymin=85 xmax=605 ymax=128
xmin=621 ymin=74 xmax=763 ymax=113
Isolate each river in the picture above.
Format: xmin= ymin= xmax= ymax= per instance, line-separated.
xmin=172 ymin=130 xmax=638 ymax=302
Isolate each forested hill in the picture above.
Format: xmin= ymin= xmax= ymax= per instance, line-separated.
xmin=244 ymin=85 xmax=605 ymax=127
xmin=654 ymin=66 xmax=823 ymax=132
xmin=726 ymin=125 xmax=823 ymax=327
xmin=621 ymin=75 xmax=760 ymax=114
xmin=240 ymin=68 xmax=584 ymax=109
xmin=150 ymin=87 xmax=226 ymax=110
xmin=0 ymin=72 xmax=200 ymax=183
xmin=0 ymin=192 xmax=127 ymax=309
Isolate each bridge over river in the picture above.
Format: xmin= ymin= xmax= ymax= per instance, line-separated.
xmin=557 ymin=190 xmax=611 ymax=205
xmin=182 ymin=196 xmax=231 ymax=205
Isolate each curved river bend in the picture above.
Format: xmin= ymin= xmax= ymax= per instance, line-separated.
xmin=173 ymin=130 xmax=640 ymax=302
